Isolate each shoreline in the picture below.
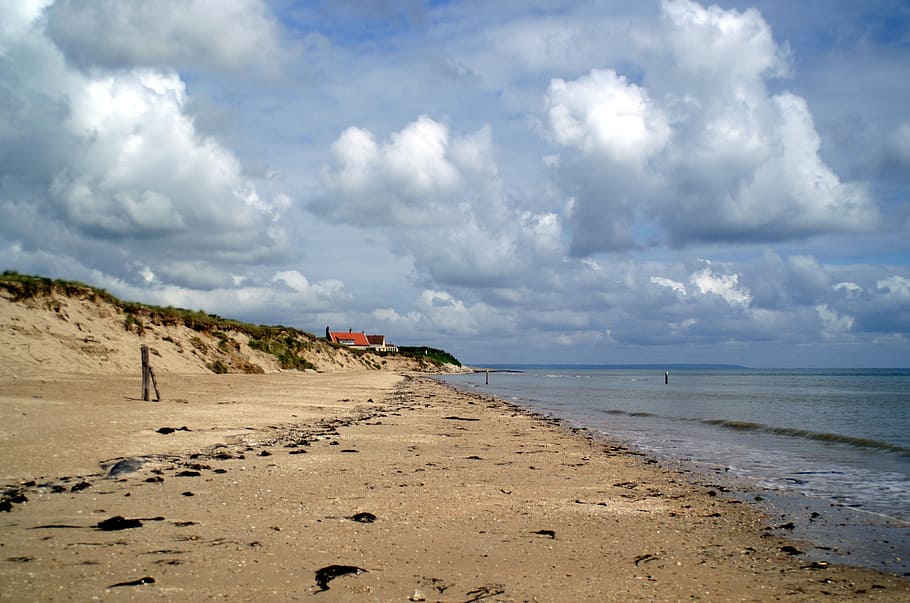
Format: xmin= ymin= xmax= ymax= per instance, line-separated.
xmin=1 ymin=371 xmax=907 ymax=600
xmin=442 ymin=368 xmax=910 ymax=578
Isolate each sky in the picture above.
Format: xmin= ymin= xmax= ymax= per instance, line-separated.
xmin=1 ymin=0 xmax=909 ymax=368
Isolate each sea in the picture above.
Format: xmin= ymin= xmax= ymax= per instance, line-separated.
xmin=439 ymin=366 xmax=910 ymax=576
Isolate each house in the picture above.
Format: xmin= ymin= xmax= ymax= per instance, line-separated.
xmin=325 ymin=327 xmax=398 ymax=353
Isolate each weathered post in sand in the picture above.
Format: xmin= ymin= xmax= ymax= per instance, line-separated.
xmin=141 ymin=345 xmax=161 ymax=402
xmin=141 ymin=345 xmax=150 ymax=401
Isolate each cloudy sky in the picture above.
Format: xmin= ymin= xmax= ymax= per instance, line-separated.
xmin=2 ymin=0 xmax=908 ymax=367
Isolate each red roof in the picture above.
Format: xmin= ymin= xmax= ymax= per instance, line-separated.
xmin=328 ymin=330 xmax=370 ymax=346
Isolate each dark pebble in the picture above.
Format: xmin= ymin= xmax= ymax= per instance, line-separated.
xmin=70 ymin=481 xmax=92 ymax=492
xmin=176 ymin=471 xmax=201 ymax=477
xmin=109 ymin=576 xmax=155 ymax=588
xmin=97 ymin=516 xmax=143 ymax=531
xmin=314 ymin=565 xmax=367 ymax=591
xmin=350 ymin=512 xmax=377 ymax=523
xmin=106 ymin=458 xmax=146 ymax=477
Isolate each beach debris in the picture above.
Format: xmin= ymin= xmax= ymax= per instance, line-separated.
xmin=466 ymin=455 xmax=483 ymax=460
xmin=289 ymin=449 xmax=307 ymax=455
xmin=779 ymin=521 xmax=796 ymax=530
xmin=70 ymin=481 xmax=92 ymax=492
xmin=802 ymin=561 xmax=830 ymax=570
xmin=181 ymin=491 xmax=194 ymax=497
xmin=409 ymin=589 xmax=427 ymax=601
xmin=574 ymin=499 xmax=608 ymax=506
xmin=532 ymin=529 xmax=556 ymax=539
xmin=6 ymin=556 xmax=33 ymax=563
xmin=614 ymin=481 xmax=638 ymax=489
xmin=156 ymin=426 xmax=190 ymax=435
xmin=634 ymin=553 xmax=659 ymax=566
xmin=1 ymin=488 xmax=28 ymax=511
xmin=314 ymin=564 xmax=367 ymax=591
xmin=97 ymin=516 xmax=143 ymax=531
xmin=105 ymin=457 xmax=147 ymax=477
xmin=464 ymin=585 xmax=506 ymax=602
xmin=257 ymin=450 xmax=272 ymax=456
xmin=780 ymin=545 xmax=804 ymax=556
xmin=442 ymin=416 xmax=480 ymax=421
xmin=108 ymin=576 xmax=155 ymax=588
xmin=175 ymin=470 xmax=201 ymax=477
xmin=349 ymin=512 xmax=377 ymax=523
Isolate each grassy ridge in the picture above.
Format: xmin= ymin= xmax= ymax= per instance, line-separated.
xmin=1 ymin=270 xmax=319 ymax=371
xmin=396 ymin=346 xmax=462 ymax=367
xmin=1 ymin=271 xmax=462 ymax=371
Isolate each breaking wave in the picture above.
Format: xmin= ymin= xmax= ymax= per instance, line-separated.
xmin=600 ymin=409 xmax=910 ymax=456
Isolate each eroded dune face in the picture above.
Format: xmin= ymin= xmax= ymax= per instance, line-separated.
xmin=0 ymin=280 xmax=454 ymax=379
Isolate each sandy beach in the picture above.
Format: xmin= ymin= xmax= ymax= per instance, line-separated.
xmin=1 ymin=371 xmax=908 ymax=601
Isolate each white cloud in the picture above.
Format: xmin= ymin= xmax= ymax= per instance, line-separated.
xmin=546 ymin=0 xmax=878 ymax=253
xmin=369 ymin=289 xmax=510 ymax=339
xmin=816 ymin=304 xmax=854 ymax=340
xmin=0 ymin=6 xmax=290 ymax=287
xmin=834 ymin=281 xmax=864 ymax=296
xmin=651 ymin=276 xmax=687 ymax=296
xmin=876 ymin=275 xmax=910 ymax=301
xmin=546 ymin=69 xmax=669 ymax=164
xmin=318 ymin=116 xmax=488 ymax=227
xmin=661 ymin=0 xmax=789 ymax=83
xmin=273 ymin=270 xmax=347 ymax=305
xmin=690 ymin=262 xmax=752 ymax=307
xmin=44 ymin=0 xmax=281 ymax=73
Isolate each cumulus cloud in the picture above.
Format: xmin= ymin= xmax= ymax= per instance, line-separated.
xmin=317 ymin=115 xmax=567 ymax=290
xmin=650 ymin=276 xmax=687 ymax=296
xmin=0 ymin=2 xmax=291 ymax=288
xmin=546 ymin=69 xmax=670 ymax=164
xmin=545 ymin=0 xmax=879 ymax=254
xmin=690 ymin=262 xmax=752 ymax=308
xmin=317 ymin=116 xmax=489 ymax=227
xmin=816 ymin=304 xmax=855 ymax=340
xmin=44 ymin=0 xmax=281 ymax=73
xmin=371 ymin=289 xmax=511 ymax=338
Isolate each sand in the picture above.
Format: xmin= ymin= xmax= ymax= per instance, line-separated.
xmin=1 ymin=371 xmax=907 ymax=601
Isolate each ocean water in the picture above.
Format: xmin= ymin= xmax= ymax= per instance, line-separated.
xmin=440 ymin=366 xmax=910 ymax=575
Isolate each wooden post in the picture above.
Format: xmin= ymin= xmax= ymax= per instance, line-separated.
xmin=664 ymin=370 xmax=669 ymax=385
xmin=141 ymin=345 xmax=150 ymax=401
xmin=485 ymin=369 xmax=489 ymax=385
xmin=149 ymin=366 xmax=161 ymax=402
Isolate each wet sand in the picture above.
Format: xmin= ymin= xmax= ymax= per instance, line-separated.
xmin=1 ymin=371 xmax=907 ymax=601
